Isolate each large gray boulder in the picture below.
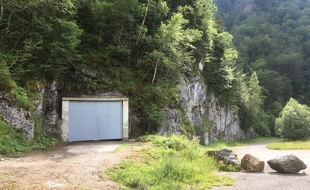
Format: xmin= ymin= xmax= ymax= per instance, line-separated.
xmin=241 ymin=154 xmax=264 ymax=172
xmin=267 ymin=154 xmax=307 ymax=174
xmin=207 ymin=149 xmax=239 ymax=165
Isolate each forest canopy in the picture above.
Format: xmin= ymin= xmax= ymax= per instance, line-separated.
xmin=1 ymin=0 xmax=286 ymax=137
xmin=215 ymin=0 xmax=310 ymax=136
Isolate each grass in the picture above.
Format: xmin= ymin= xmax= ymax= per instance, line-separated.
xmin=0 ymin=119 xmax=58 ymax=156
xmin=115 ymin=144 xmax=134 ymax=151
xmin=107 ymin=135 xmax=234 ymax=190
xmin=206 ymin=137 xmax=280 ymax=150
xmin=267 ymin=138 xmax=310 ymax=150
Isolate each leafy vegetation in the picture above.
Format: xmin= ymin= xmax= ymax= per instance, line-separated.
xmin=215 ymin=0 xmax=310 ymax=136
xmin=239 ymin=72 xmax=270 ymax=136
xmin=267 ymin=139 xmax=310 ymax=150
xmin=275 ymin=98 xmax=310 ymax=141
xmin=1 ymin=0 xmax=269 ymax=138
xmin=107 ymin=135 xmax=234 ymax=190
xmin=0 ymin=119 xmax=58 ymax=155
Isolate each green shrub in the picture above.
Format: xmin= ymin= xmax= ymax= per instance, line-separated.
xmin=216 ymin=161 xmax=242 ymax=172
xmin=107 ymin=135 xmax=234 ymax=190
xmin=275 ymin=98 xmax=310 ymax=141
xmin=0 ymin=119 xmax=58 ymax=155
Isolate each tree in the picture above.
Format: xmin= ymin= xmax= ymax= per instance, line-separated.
xmin=246 ymin=72 xmax=270 ymax=136
xmin=275 ymin=98 xmax=310 ymax=141
xmin=0 ymin=0 xmax=82 ymax=84
xmin=215 ymin=0 xmax=310 ymax=134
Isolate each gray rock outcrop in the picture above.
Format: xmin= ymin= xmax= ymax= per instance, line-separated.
xmin=40 ymin=81 xmax=60 ymax=136
xmin=159 ymin=64 xmax=254 ymax=143
xmin=0 ymin=92 xmax=34 ymax=140
xmin=207 ymin=149 xmax=239 ymax=165
xmin=267 ymin=154 xmax=307 ymax=174
xmin=241 ymin=154 xmax=264 ymax=172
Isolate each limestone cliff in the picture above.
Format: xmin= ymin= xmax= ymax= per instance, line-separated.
xmin=159 ymin=66 xmax=253 ymax=143
xmin=0 ymin=92 xmax=34 ymax=140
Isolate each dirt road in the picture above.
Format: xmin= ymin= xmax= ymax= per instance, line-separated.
xmin=1 ymin=140 xmax=309 ymax=190
xmin=212 ymin=141 xmax=310 ymax=190
xmin=0 ymin=141 xmax=143 ymax=190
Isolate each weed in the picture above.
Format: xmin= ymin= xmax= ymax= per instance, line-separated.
xmin=107 ymin=135 xmax=234 ymax=190
xmin=115 ymin=144 xmax=134 ymax=151
xmin=216 ymin=161 xmax=242 ymax=172
xmin=0 ymin=119 xmax=58 ymax=155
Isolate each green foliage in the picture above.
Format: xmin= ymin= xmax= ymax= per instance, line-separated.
xmin=0 ymin=61 xmax=16 ymax=92
xmin=0 ymin=0 xmax=82 ymax=83
xmin=180 ymin=117 xmax=195 ymax=139
xmin=1 ymin=0 xmax=252 ymax=137
xmin=115 ymin=144 xmax=134 ymax=152
xmin=275 ymin=98 xmax=310 ymax=141
xmin=240 ymin=72 xmax=270 ymax=136
xmin=11 ymin=86 xmax=35 ymax=111
xmin=216 ymin=161 xmax=242 ymax=172
xmin=0 ymin=119 xmax=58 ymax=155
xmin=215 ymin=0 xmax=310 ymax=133
xmin=108 ymin=135 xmax=234 ymax=189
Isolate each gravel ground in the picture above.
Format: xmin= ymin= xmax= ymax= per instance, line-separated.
xmin=0 ymin=141 xmax=144 ymax=190
xmin=1 ymin=140 xmax=309 ymax=190
xmin=212 ymin=141 xmax=310 ymax=190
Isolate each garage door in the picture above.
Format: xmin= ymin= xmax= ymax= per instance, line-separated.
xmin=68 ymin=101 xmax=122 ymax=142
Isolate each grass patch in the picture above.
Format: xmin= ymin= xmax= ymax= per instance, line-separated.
xmin=107 ymin=135 xmax=234 ymax=190
xmin=115 ymin=144 xmax=134 ymax=151
xmin=206 ymin=137 xmax=279 ymax=150
xmin=0 ymin=119 xmax=58 ymax=156
xmin=267 ymin=139 xmax=310 ymax=150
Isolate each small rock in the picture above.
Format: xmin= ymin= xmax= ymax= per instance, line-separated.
xmin=241 ymin=154 xmax=264 ymax=172
xmin=267 ymin=154 xmax=307 ymax=174
xmin=207 ymin=149 xmax=239 ymax=165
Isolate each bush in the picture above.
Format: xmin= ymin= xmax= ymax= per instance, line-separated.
xmin=275 ymin=98 xmax=310 ymax=141
xmin=0 ymin=119 xmax=58 ymax=155
xmin=107 ymin=135 xmax=234 ymax=190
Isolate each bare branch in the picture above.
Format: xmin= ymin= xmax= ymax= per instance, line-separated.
xmin=152 ymin=58 xmax=159 ymax=84
xmin=8 ymin=54 xmax=19 ymax=68
xmin=136 ymin=0 xmax=149 ymax=45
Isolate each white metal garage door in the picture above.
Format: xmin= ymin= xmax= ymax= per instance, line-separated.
xmin=68 ymin=101 xmax=122 ymax=142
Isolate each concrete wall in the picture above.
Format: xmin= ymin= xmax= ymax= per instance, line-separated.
xmin=60 ymin=97 xmax=129 ymax=142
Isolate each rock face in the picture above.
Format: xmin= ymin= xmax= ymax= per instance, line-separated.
xmin=0 ymin=81 xmax=61 ymax=140
xmin=207 ymin=149 xmax=239 ymax=165
xmin=241 ymin=154 xmax=265 ymax=172
xmin=40 ymin=81 xmax=61 ymax=136
xmin=159 ymin=68 xmax=254 ymax=143
xmin=267 ymin=154 xmax=307 ymax=174
xmin=0 ymin=92 xmax=34 ymax=140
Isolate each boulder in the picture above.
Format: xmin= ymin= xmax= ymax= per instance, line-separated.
xmin=267 ymin=154 xmax=307 ymax=174
xmin=241 ymin=154 xmax=264 ymax=172
xmin=207 ymin=149 xmax=239 ymax=165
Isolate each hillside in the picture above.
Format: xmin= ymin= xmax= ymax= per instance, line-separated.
xmin=0 ymin=0 xmax=264 ymax=144
xmin=215 ymin=0 xmax=310 ymax=135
